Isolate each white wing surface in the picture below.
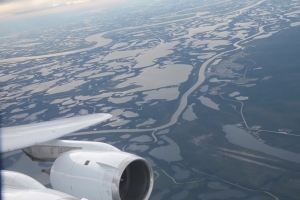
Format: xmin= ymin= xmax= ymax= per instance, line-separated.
xmin=1 ymin=113 xmax=112 ymax=153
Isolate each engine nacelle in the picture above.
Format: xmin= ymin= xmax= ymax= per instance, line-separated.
xmin=50 ymin=150 xmax=153 ymax=200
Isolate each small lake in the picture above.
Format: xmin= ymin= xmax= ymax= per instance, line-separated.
xmin=199 ymin=96 xmax=220 ymax=110
xmin=223 ymin=125 xmax=300 ymax=163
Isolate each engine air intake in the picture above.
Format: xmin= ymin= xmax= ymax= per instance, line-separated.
xmin=118 ymin=160 xmax=152 ymax=200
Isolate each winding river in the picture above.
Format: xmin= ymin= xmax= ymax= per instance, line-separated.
xmin=70 ymin=24 xmax=267 ymax=136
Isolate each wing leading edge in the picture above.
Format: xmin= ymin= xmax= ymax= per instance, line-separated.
xmin=1 ymin=113 xmax=112 ymax=153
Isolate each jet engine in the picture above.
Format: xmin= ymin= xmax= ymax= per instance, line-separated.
xmin=22 ymin=140 xmax=153 ymax=200
xmin=50 ymin=150 xmax=153 ymax=200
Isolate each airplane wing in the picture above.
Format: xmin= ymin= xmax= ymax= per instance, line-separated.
xmin=1 ymin=113 xmax=112 ymax=153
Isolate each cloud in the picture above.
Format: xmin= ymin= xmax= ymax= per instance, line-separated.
xmin=0 ymin=0 xmax=124 ymax=21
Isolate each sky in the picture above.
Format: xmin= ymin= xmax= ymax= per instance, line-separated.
xmin=0 ymin=0 xmax=125 ymax=21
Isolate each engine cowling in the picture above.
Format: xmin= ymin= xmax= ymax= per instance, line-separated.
xmin=50 ymin=150 xmax=153 ymax=200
